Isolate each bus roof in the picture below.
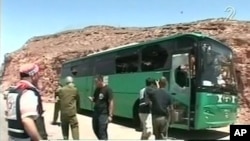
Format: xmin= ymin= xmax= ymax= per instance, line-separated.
xmin=64 ymin=32 xmax=208 ymax=64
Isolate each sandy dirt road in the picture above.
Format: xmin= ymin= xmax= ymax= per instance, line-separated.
xmin=1 ymin=94 xmax=230 ymax=140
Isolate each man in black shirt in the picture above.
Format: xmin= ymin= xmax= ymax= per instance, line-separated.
xmin=138 ymin=78 xmax=157 ymax=140
xmin=89 ymin=75 xmax=114 ymax=140
xmin=148 ymin=76 xmax=172 ymax=140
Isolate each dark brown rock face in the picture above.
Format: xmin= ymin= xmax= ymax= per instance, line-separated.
xmin=1 ymin=18 xmax=250 ymax=123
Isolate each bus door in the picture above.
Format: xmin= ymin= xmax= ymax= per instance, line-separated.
xmin=169 ymin=53 xmax=191 ymax=129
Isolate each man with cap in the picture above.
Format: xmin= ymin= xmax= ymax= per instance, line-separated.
xmin=58 ymin=76 xmax=80 ymax=140
xmin=5 ymin=63 xmax=47 ymax=141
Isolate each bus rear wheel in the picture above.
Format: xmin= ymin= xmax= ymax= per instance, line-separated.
xmin=133 ymin=99 xmax=142 ymax=131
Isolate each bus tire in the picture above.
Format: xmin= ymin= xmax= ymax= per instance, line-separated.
xmin=133 ymin=99 xmax=142 ymax=131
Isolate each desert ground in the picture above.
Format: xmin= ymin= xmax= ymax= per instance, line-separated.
xmin=0 ymin=94 xmax=230 ymax=140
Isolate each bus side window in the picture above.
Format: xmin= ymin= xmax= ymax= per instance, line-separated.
xmin=77 ymin=59 xmax=93 ymax=77
xmin=115 ymin=54 xmax=139 ymax=73
xmin=176 ymin=36 xmax=196 ymax=50
xmin=61 ymin=67 xmax=71 ymax=78
xmin=95 ymin=57 xmax=115 ymax=75
xmin=141 ymin=44 xmax=168 ymax=72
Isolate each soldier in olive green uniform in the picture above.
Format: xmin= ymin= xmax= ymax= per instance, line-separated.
xmin=51 ymin=83 xmax=63 ymax=125
xmin=58 ymin=76 xmax=80 ymax=140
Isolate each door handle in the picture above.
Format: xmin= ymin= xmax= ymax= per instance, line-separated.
xmin=171 ymin=93 xmax=176 ymax=95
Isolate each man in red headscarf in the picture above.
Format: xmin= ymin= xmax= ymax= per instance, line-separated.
xmin=6 ymin=63 xmax=48 ymax=141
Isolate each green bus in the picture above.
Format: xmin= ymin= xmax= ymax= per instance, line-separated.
xmin=60 ymin=32 xmax=239 ymax=130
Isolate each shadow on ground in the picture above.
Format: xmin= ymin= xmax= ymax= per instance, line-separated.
xmin=78 ymin=109 xmax=229 ymax=140
xmin=168 ymin=128 xmax=229 ymax=140
xmin=78 ymin=109 xmax=134 ymax=127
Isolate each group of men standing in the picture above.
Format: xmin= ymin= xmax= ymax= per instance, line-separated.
xmin=5 ymin=63 xmax=114 ymax=140
xmin=138 ymin=77 xmax=173 ymax=140
xmin=51 ymin=75 xmax=114 ymax=140
xmin=5 ymin=62 xmax=171 ymax=140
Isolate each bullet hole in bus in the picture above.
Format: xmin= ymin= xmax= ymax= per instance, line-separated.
xmin=71 ymin=66 xmax=78 ymax=76
xmin=175 ymin=65 xmax=190 ymax=88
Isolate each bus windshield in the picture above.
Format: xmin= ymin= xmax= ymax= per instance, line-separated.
xmin=199 ymin=38 xmax=237 ymax=93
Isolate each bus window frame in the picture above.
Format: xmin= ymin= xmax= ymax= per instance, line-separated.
xmin=60 ymin=35 xmax=200 ymax=77
xmin=60 ymin=66 xmax=72 ymax=78
xmin=94 ymin=53 xmax=116 ymax=75
xmin=140 ymin=40 xmax=175 ymax=72
xmin=77 ymin=58 xmax=94 ymax=77
xmin=115 ymin=48 xmax=140 ymax=74
xmin=175 ymin=35 xmax=197 ymax=51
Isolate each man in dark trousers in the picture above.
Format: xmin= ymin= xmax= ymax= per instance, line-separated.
xmin=148 ymin=76 xmax=173 ymax=140
xmin=58 ymin=76 xmax=79 ymax=140
xmin=89 ymin=75 xmax=114 ymax=140
xmin=51 ymin=83 xmax=62 ymax=125
xmin=138 ymin=78 xmax=157 ymax=140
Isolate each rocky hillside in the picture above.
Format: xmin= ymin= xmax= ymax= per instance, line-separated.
xmin=1 ymin=18 xmax=250 ymax=123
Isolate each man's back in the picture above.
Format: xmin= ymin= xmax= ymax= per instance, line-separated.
xmin=149 ymin=89 xmax=172 ymax=116
xmin=138 ymin=87 xmax=150 ymax=113
xmin=59 ymin=84 xmax=78 ymax=116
